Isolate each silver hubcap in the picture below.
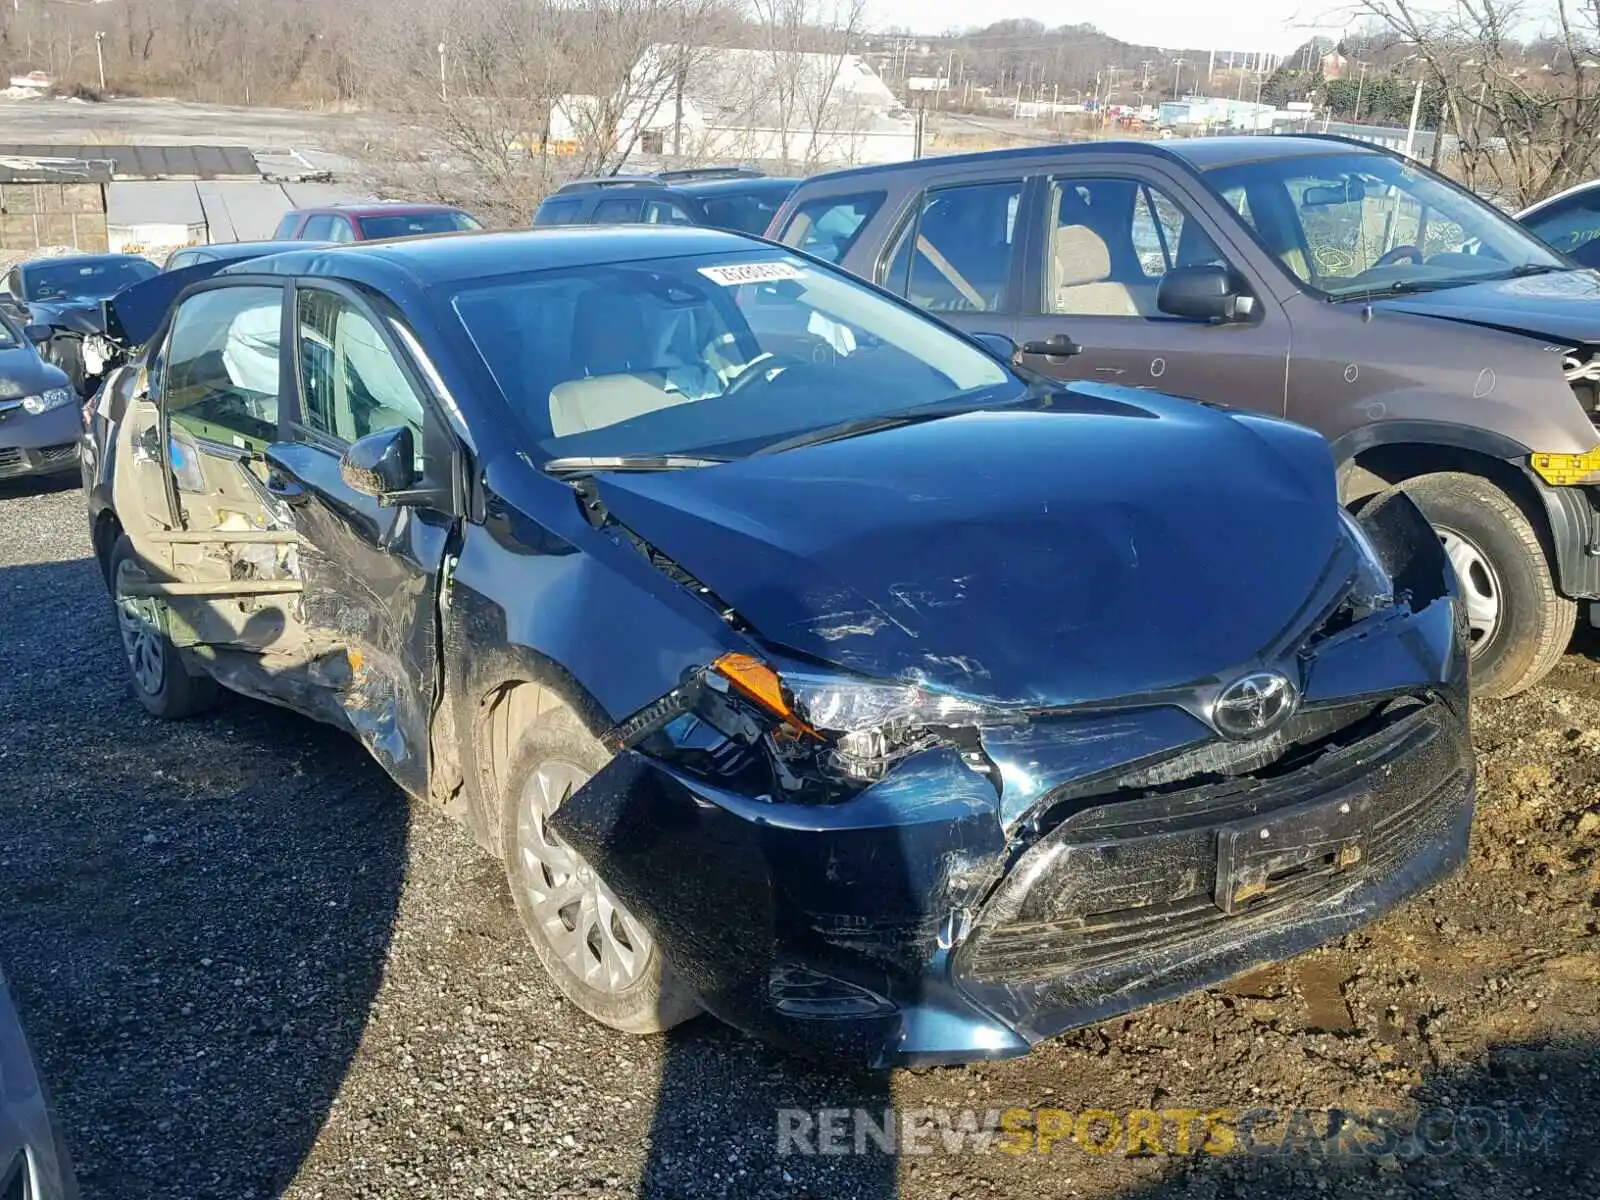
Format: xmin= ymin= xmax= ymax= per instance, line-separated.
xmin=1439 ymin=528 xmax=1501 ymax=650
xmin=114 ymin=560 xmax=166 ymax=695
xmin=516 ymin=760 xmax=653 ymax=994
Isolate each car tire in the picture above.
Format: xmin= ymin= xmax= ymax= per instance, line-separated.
xmin=107 ymin=534 xmax=219 ymax=719
xmin=499 ymin=694 xmax=700 ymax=1035
xmin=1398 ymin=471 xmax=1574 ymax=700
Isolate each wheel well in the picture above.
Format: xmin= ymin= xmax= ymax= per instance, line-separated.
xmin=91 ymin=510 xmax=123 ymax=582
xmin=1344 ymin=441 xmax=1558 ymax=567
xmin=475 ymin=680 xmax=559 ymax=845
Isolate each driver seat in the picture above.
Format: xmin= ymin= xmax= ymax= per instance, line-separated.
xmin=547 ymin=289 xmax=693 ymax=437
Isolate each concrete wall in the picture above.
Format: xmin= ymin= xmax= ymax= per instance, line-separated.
xmin=0 ymin=181 xmax=109 ymax=253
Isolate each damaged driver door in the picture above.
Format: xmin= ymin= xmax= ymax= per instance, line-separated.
xmin=258 ymin=281 xmax=458 ymax=801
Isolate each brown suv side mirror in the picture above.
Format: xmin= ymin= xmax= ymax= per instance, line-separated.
xmin=1157 ymin=265 xmax=1255 ymax=323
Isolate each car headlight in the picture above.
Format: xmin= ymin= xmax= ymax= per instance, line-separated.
xmin=710 ymin=653 xmax=1000 ymax=782
xmin=1338 ymin=508 xmax=1394 ymax=619
xmin=21 ymin=386 xmax=74 ymax=415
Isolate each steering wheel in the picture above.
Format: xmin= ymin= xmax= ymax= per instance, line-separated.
xmin=1373 ymin=244 xmax=1424 ymax=268
xmin=724 ymin=352 xmax=811 ymax=396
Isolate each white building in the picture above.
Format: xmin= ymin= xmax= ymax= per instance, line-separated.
xmin=554 ymin=45 xmax=916 ymax=169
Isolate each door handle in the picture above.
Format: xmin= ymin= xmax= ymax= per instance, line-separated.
xmin=1020 ymin=333 xmax=1082 ymax=360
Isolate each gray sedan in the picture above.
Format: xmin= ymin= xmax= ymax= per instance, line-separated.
xmin=0 ymin=965 xmax=77 ymax=1198
xmin=0 ymin=312 xmax=78 ymax=482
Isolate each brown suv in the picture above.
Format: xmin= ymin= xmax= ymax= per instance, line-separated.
xmin=770 ymin=134 xmax=1600 ymax=698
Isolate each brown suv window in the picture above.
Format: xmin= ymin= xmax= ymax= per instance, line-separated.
xmin=779 ymin=192 xmax=884 ymax=263
xmin=1041 ymin=177 xmax=1225 ymax=318
xmin=881 ymin=180 xmax=1022 ymax=314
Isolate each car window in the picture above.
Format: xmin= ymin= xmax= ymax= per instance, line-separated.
xmin=165 ymin=249 xmax=200 ymax=271
xmin=163 ymin=285 xmax=284 ymax=454
xmin=327 ymin=216 xmax=358 ymax=244
xmin=22 ymin=257 xmax=158 ymax=301
xmin=699 ymin=189 xmax=789 ymax=235
xmin=534 ymin=196 xmax=585 ymax=226
xmin=0 ymin=310 xmax=17 ymax=349
xmin=778 ymin=192 xmax=883 ymax=263
xmin=881 ymin=180 xmax=1022 ymax=314
xmin=1041 ymin=177 xmax=1225 ymax=317
xmin=1522 ymin=190 xmax=1600 ymax=268
xmin=450 ymin=250 xmax=1013 ymax=460
xmin=591 ymin=197 xmax=644 ymax=224
xmin=295 ymin=289 xmax=425 ymax=446
xmin=357 ymin=211 xmax=480 ymax=239
xmin=643 ymin=199 xmax=695 ymax=225
xmin=300 ymin=214 xmax=336 ymax=241
xmin=1204 ymin=151 xmax=1561 ymax=296
xmin=273 ymin=213 xmax=299 ymax=239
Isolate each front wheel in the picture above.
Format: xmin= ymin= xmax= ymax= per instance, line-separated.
xmin=500 ymin=695 xmax=700 ymax=1035
xmin=1397 ymin=472 xmax=1574 ymax=700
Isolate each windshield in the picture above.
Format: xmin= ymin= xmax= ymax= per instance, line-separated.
xmin=358 ymin=211 xmax=480 ymax=239
xmin=1203 ymin=151 xmax=1564 ymax=297
xmin=0 ymin=310 xmax=16 ymax=349
xmin=698 ymin=188 xmax=791 ymax=235
xmin=451 ymin=250 xmax=1015 ymax=460
xmin=23 ymin=258 xmax=158 ymax=302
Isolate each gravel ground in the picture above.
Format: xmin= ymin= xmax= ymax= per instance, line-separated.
xmin=1 ymin=478 xmax=1597 ymax=1200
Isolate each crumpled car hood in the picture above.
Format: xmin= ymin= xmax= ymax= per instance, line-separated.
xmin=589 ymin=386 xmax=1341 ymax=707
xmin=1374 ymin=268 xmax=1600 ymax=344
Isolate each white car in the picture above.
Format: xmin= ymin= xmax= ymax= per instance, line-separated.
xmin=1516 ymin=178 xmax=1600 ymax=269
xmin=0 ymin=967 xmax=77 ymax=1199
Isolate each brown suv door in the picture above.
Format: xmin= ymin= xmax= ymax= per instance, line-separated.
xmin=1010 ymin=162 xmax=1290 ymax=413
xmin=874 ymin=174 xmax=1028 ymax=346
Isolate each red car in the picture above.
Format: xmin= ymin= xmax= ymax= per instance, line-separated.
xmin=272 ymin=201 xmax=482 ymax=243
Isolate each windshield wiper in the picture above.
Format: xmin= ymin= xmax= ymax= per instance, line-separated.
xmin=749 ymin=388 xmax=1033 ymax=458
xmin=1504 ymin=262 xmax=1565 ymax=277
xmin=541 ymin=454 xmax=728 ymax=479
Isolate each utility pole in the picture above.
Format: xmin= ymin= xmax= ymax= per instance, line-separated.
xmin=1139 ymin=59 xmax=1152 ymax=92
xmin=94 ymin=30 xmax=105 ymax=92
xmin=1402 ymin=77 xmax=1424 ymax=158
xmin=672 ymin=41 xmax=686 ymax=158
xmin=1207 ymin=49 xmax=1214 ymax=90
xmin=1172 ymin=57 xmax=1187 ymax=101
xmin=438 ymin=42 xmax=447 ymax=103
xmin=1353 ymin=60 xmax=1370 ymax=123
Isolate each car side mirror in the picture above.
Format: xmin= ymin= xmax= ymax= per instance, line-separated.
xmin=340 ymin=426 xmax=419 ymax=502
xmin=970 ymin=331 xmax=1017 ymax=359
xmin=22 ymin=323 xmax=51 ymax=344
xmin=1157 ymin=265 xmax=1255 ymax=323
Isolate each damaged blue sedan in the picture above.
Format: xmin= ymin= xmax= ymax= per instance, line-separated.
xmin=83 ymin=227 xmax=1473 ymax=1065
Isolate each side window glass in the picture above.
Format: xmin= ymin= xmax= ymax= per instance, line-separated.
xmin=1045 ymin=177 xmax=1223 ymax=317
xmin=779 ymin=192 xmax=883 ymax=263
xmin=643 ymin=200 xmax=694 ymax=225
xmin=592 ymin=197 xmax=643 ymax=224
xmin=301 ymin=214 xmax=336 ymax=240
xmin=327 ymin=217 xmax=357 ymax=244
xmin=1527 ymin=195 xmax=1600 ymax=265
xmin=889 ymin=180 xmax=1022 ymax=314
xmin=296 ymin=289 xmax=425 ymax=448
xmin=164 ymin=285 xmax=284 ymax=454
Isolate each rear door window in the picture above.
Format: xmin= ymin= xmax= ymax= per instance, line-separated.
xmin=534 ymin=196 xmax=585 ymax=226
xmin=1523 ymin=190 xmax=1600 ymax=268
xmin=643 ymin=199 xmax=695 ymax=225
xmin=592 ymin=197 xmax=645 ymax=224
xmin=163 ymin=285 xmax=285 ymax=454
xmin=300 ymin=214 xmax=336 ymax=241
xmin=777 ymin=192 xmax=884 ymax=263
xmin=880 ymin=180 xmax=1023 ymax=313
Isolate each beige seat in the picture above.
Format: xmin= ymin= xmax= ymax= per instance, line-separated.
xmin=549 ymin=374 xmax=691 ymax=437
xmin=1050 ymin=224 xmax=1143 ymax=317
xmin=546 ymin=289 xmax=691 ymax=437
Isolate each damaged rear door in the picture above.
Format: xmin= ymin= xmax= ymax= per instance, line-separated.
xmin=259 ymin=280 xmax=458 ymax=799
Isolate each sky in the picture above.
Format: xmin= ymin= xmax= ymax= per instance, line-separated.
xmin=871 ymin=0 xmax=1345 ymax=55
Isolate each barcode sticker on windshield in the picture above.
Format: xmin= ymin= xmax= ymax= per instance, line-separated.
xmin=698 ymin=262 xmax=802 ymax=286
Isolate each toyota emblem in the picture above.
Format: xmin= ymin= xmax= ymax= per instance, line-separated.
xmin=1212 ymin=672 xmax=1299 ymax=740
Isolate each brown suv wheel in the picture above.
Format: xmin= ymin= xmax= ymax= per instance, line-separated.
xmin=1398 ymin=472 xmax=1575 ymax=700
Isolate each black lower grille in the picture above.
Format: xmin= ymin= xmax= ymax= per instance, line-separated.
xmin=0 ymin=447 xmax=24 ymax=475
xmin=959 ymin=699 xmax=1470 ymax=985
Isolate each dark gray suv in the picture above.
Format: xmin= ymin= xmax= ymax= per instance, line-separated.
xmin=771 ymin=134 xmax=1600 ymax=699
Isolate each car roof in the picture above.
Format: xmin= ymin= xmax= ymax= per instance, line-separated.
xmin=187 ymin=239 xmax=316 ymax=259
xmin=796 ymin=133 xmax=1384 ymax=187
xmin=1516 ymin=178 xmax=1600 ymax=220
xmin=228 ymin=226 xmax=768 ymax=289
xmin=296 ymin=202 xmax=469 ymax=217
xmin=672 ymin=176 xmax=799 ymax=197
xmin=21 ymin=252 xmax=149 ymax=270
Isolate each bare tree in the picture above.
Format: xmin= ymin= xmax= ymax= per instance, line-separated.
xmin=1351 ymin=0 xmax=1600 ymax=205
xmin=749 ymin=0 xmax=870 ymax=170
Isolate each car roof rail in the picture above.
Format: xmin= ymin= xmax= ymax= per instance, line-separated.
xmin=555 ymin=176 xmax=662 ymax=193
xmin=655 ymin=166 xmax=765 ymax=182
